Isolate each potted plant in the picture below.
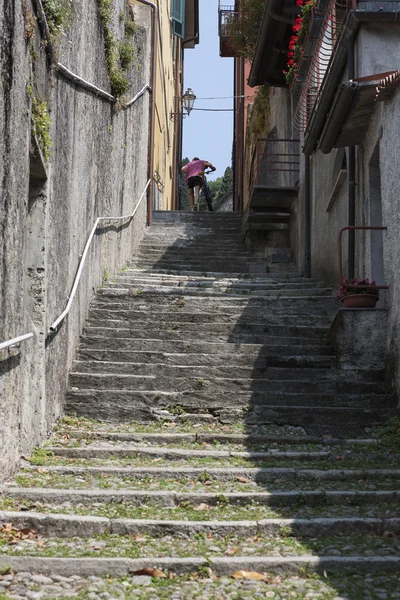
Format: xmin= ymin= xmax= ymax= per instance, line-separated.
xmin=337 ymin=278 xmax=379 ymax=308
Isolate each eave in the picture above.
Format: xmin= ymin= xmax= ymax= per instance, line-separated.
xmin=318 ymin=73 xmax=397 ymax=154
xmin=248 ymin=0 xmax=298 ymax=88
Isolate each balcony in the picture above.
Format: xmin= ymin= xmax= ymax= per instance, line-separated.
xmin=249 ymin=138 xmax=300 ymax=210
xmin=218 ymin=5 xmax=238 ymax=57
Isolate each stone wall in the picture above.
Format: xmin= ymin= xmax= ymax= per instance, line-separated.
xmin=0 ymin=0 xmax=151 ymax=480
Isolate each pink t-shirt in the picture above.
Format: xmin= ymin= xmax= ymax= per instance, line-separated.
xmin=184 ymin=160 xmax=205 ymax=183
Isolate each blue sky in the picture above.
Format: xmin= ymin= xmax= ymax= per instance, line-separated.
xmin=182 ymin=0 xmax=234 ymax=181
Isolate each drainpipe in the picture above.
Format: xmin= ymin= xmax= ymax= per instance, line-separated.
xmin=348 ymin=33 xmax=356 ymax=278
xmin=304 ymin=154 xmax=311 ymax=278
xmin=137 ymin=0 xmax=158 ymax=225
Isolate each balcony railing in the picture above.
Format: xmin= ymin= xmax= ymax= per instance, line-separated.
xmin=249 ymin=138 xmax=300 ymax=202
xmin=293 ymin=0 xmax=354 ymax=131
xmin=218 ymin=5 xmax=238 ymax=57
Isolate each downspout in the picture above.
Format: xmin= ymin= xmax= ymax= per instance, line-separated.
xmin=137 ymin=0 xmax=158 ymax=225
xmin=347 ymin=33 xmax=356 ymax=278
xmin=304 ymin=154 xmax=311 ymax=278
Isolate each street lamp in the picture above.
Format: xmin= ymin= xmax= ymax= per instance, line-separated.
xmin=170 ymin=87 xmax=196 ymax=120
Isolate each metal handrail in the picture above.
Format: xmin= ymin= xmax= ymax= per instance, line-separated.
xmin=338 ymin=225 xmax=389 ymax=289
xmin=50 ymin=178 xmax=151 ymax=332
xmin=249 ymin=138 xmax=300 ymax=199
xmin=0 ymin=333 xmax=34 ymax=352
xmin=0 ymin=179 xmax=151 ymax=350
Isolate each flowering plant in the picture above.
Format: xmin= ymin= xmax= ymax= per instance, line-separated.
xmin=283 ymin=0 xmax=317 ymax=86
xmin=337 ymin=278 xmax=379 ymax=300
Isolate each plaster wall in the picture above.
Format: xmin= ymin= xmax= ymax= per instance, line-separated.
xmin=152 ymin=0 xmax=182 ymax=210
xmin=308 ymin=148 xmax=351 ymax=286
xmin=360 ymin=88 xmax=400 ymax=403
xmin=356 ymin=23 xmax=400 ymax=77
xmin=0 ymin=0 xmax=152 ymax=480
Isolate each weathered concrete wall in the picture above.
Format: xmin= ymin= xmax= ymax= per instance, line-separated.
xmin=329 ymin=309 xmax=388 ymax=371
xmin=0 ymin=0 xmax=151 ymax=480
xmin=360 ymin=87 xmax=400 ymax=404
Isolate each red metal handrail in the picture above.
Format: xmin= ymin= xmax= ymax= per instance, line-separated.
xmin=338 ymin=226 xmax=388 ymax=289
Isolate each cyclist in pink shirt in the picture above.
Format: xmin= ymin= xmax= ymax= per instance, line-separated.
xmin=181 ymin=157 xmax=216 ymax=211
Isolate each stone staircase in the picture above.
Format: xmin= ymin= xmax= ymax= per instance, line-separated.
xmin=0 ymin=211 xmax=399 ymax=599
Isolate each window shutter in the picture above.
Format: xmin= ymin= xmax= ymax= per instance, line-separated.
xmin=171 ymin=0 xmax=185 ymax=39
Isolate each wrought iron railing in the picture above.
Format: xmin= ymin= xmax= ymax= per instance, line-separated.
xmin=218 ymin=5 xmax=237 ymax=38
xmin=249 ymin=138 xmax=300 ymax=199
xmin=293 ymin=0 xmax=355 ymax=131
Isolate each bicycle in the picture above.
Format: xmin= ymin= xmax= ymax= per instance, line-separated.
xmin=201 ymin=169 xmax=214 ymax=212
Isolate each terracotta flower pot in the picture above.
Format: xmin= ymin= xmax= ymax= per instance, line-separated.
xmin=341 ymin=294 xmax=378 ymax=308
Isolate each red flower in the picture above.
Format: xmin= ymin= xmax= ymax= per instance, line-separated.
xmin=292 ymin=24 xmax=301 ymax=32
xmin=287 ymin=59 xmax=294 ymax=66
xmin=287 ymin=51 xmax=294 ymax=58
xmin=295 ymin=17 xmax=303 ymax=25
xmin=296 ymin=0 xmax=304 ymax=5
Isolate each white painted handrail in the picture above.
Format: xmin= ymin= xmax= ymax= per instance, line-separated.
xmin=0 ymin=333 xmax=34 ymax=352
xmin=49 ymin=178 xmax=152 ymax=332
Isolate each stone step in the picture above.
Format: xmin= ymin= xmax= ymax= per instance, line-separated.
xmin=152 ymin=211 xmax=243 ymax=221
xmin=113 ymin=275 xmax=320 ymax=290
xmin=125 ymin=267 xmax=307 ymax=280
xmin=121 ymin=269 xmax=313 ymax=284
xmin=84 ymin=322 xmax=330 ymax=341
xmin=136 ymin=247 xmax=255 ymax=257
xmin=100 ymin=284 xmax=334 ymax=298
xmin=66 ymin=391 xmax=393 ymax=424
xmin=79 ymin=336 xmax=335 ymax=355
xmin=88 ymin=307 xmax=332 ymax=327
xmin=76 ymin=349 xmax=334 ymax=367
xmin=6 ymin=487 xmax=400 ymax=508
xmin=1 ymin=555 xmax=400 ymax=580
xmin=45 ymin=445 xmax=334 ymax=460
xmin=1 ymin=510 xmax=399 ymax=540
xmin=52 ymin=429 xmax=376 ymax=446
xmin=68 ymin=372 xmax=385 ymax=394
xmin=22 ymin=464 xmax=400 ymax=482
xmin=52 ymin=429 xmax=375 ymax=446
xmin=71 ymin=362 xmax=382 ymax=384
xmin=95 ymin=290 xmax=338 ymax=312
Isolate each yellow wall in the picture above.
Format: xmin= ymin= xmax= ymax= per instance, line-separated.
xmin=153 ymin=0 xmax=182 ymax=210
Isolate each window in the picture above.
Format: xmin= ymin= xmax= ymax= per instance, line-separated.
xmin=171 ymin=0 xmax=185 ymax=39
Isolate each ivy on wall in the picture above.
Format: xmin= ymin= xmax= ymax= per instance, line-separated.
xmin=41 ymin=0 xmax=74 ymax=36
xmin=247 ymin=86 xmax=271 ymax=144
xmin=98 ymin=0 xmax=137 ymax=98
xmin=27 ymin=84 xmax=52 ymax=161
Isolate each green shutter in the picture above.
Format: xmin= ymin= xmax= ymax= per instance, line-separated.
xmin=171 ymin=0 xmax=185 ymax=39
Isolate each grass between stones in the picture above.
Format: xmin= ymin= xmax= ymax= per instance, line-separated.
xmin=1 ymin=496 xmax=399 ymax=520
xmin=55 ymin=415 xmax=310 ymax=436
xmin=1 ymin=571 xmax=400 ymax=600
xmin=49 ymin=434 xmax=379 ymax=454
xmin=0 ymin=531 xmax=399 ymax=560
xmin=10 ymin=469 xmax=400 ymax=492
xmin=26 ymin=449 xmax=400 ymax=470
